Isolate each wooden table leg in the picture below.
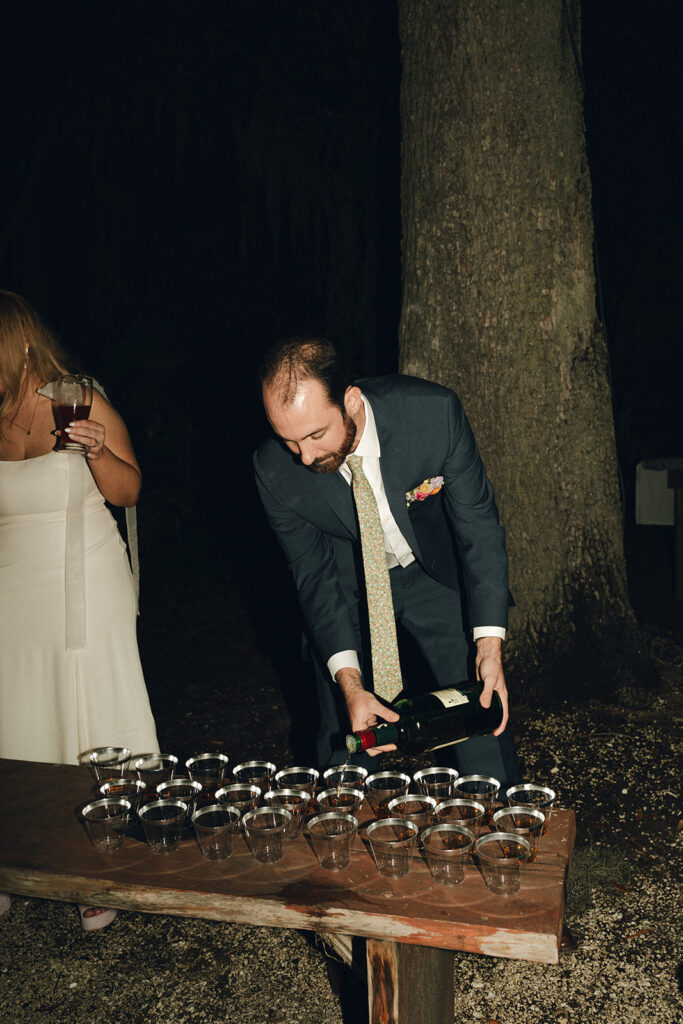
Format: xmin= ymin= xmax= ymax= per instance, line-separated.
xmin=366 ymin=938 xmax=454 ymax=1024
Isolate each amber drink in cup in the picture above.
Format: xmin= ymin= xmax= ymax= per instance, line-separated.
xmin=386 ymin=794 xmax=437 ymax=834
xmin=435 ymin=798 xmax=487 ymax=838
xmin=317 ymin=787 xmax=364 ymax=816
xmin=365 ymin=771 xmax=411 ymax=818
xmin=185 ymin=753 xmax=229 ymax=803
xmin=492 ymin=806 xmax=545 ymax=862
xmin=454 ymin=775 xmax=501 ymax=823
xmin=505 ymin=784 xmax=556 ymax=834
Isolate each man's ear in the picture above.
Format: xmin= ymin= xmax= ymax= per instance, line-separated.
xmin=343 ymin=385 xmax=362 ymax=416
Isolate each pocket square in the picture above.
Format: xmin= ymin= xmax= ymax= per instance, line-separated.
xmin=405 ymin=476 xmax=444 ymax=508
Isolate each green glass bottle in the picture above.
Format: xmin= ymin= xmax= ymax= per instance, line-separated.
xmin=345 ymin=682 xmax=503 ymax=756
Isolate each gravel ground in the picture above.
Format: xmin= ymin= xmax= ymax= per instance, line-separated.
xmin=1 ymin=564 xmax=681 ymax=1023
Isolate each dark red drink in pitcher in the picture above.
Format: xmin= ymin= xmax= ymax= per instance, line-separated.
xmin=47 ymin=375 xmax=93 ymax=452
xmin=55 ymin=403 xmax=91 ymax=435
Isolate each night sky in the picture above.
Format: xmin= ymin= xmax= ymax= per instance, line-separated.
xmin=1 ymin=1 xmax=680 ymax=584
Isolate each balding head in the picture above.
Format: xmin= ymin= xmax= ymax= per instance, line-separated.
xmin=259 ymin=336 xmax=352 ymax=411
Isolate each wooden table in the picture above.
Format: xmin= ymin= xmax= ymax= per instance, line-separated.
xmin=0 ymin=759 xmax=575 ymax=1023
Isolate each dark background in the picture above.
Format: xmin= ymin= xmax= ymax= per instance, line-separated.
xmin=0 ymin=1 xmax=680 ymax=642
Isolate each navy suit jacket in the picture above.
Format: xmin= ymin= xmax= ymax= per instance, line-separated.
xmin=253 ymin=375 xmax=508 ymax=671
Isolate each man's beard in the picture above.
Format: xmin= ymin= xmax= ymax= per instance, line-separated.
xmin=309 ymin=414 xmax=357 ymax=474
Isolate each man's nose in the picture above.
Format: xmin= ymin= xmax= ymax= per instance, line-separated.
xmin=299 ymin=443 xmax=315 ymax=465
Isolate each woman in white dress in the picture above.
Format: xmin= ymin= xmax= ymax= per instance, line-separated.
xmin=0 ymin=289 xmax=159 ymax=929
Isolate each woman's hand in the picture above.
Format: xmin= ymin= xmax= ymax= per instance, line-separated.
xmin=64 ymin=418 xmax=107 ymax=460
xmin=67 ymin=391 xmax=142 ymax=507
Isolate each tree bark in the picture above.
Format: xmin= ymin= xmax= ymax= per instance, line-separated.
xmin=398 ymin=0 xmax=654 ymax=696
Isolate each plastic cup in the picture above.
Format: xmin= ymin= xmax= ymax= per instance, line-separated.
xmin=242 ymin=807 xmax=291 ymax=864
xmin=386 ymin=794 xmax=437 ymax=833
xmin=317 ymin=786 xmax=364 ymax=816
xmin=99 ymin=777 xmax=146 ymax=813
xmin=233 ymin=761 xmax=277 ymax=792
xmin=505 ymin=784 xmax=556 ymax=834
xmin=156 ymin=779 xmax=203 ymax=824
xmin=493 ymin=807 xmax=545 ymax=862
xmin=82 ymin=798 xmax=131 ymax=853
xmin=215 ymin=783 xmax=261 ymax=817
xmin=366 ymin=818 xmax=418 ymax=878
xmin=134 ymin=754 xmax=179 ymax=788
xmin=476 ymin=832 xmax=530 ymax=895
xmin=274 ymin=767 xmax=320 ymax=794
xmin=185 ymin=753 xmax=230 ymax=802
xmin=88 ymin=747 xmax=132 ymax=782
xmin=322 ymin=765 xmax=368 ymax=791
xmin=413 ymin=767 xmax=459 ymax=802
xmin=307 ymin=812 xmax=358 ymax=871
xmin=263 ymin=789 xmax=311 ymax=839
xmin=365 ymin=771 xmax=411 ymax=817
xmin=421 ymin=823 xmax=474 ymax=885
xmin=454 ymin=775 xmax=501 ymax=821
xmin=434 ymin=798 xmax=487 ymax=837
xmin=192 ymin=803 xmax=241 ymax=860
xmin=138 ymin=799 xmax=187 ymax=854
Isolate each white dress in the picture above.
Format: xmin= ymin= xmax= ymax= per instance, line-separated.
xmin=0 ymin=451 xmax=159 ymax=766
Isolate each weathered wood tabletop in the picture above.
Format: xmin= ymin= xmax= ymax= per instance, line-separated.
xmin=0 ymin=758 xmax=575 ymax=1023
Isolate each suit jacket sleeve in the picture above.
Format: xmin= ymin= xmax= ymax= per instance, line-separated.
xmin=253 ymin=450 xmax=360 ymax=666
xmin=440 ymin=389 xmax=509 ymax=629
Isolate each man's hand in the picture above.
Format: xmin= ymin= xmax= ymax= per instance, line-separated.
xmin=475 ymin=636 xmax=508 ymax=735
xmin=334 ymin=667 xmax=400 ymax=756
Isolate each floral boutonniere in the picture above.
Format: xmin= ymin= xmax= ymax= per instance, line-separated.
xmin=405 ymin=476 xmax=444 ymax=508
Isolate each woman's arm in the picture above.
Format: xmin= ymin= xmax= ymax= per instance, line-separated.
xmin=63 ymin=390 xmax=142 ymax=507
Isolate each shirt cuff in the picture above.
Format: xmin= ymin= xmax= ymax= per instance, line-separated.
xmin=472 ymin=627 xmax=507 ymax=641
xmin=327 ymin=650 xmax=361 ymax=681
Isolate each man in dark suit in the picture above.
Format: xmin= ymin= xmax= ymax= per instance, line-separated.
xmin=254 ymin=337 xmax=521 ymax=788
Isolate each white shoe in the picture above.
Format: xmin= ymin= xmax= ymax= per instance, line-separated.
xmin=78 ymin=904 xmax=118 ymax=932
xmin=0 ymin=893 xmax=11 ymax=915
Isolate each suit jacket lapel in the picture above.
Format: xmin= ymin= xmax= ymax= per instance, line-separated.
xmin=372 ymin=398 xmax=421 ymax=556
xmin=317 ymin=469 xmax=358 ymax=538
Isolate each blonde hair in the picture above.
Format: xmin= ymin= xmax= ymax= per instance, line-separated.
xmin=0 ymin=290 xmax=70 ymax=423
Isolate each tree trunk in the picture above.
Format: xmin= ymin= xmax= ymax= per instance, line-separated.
xmin=398 ymin=0 xmax=654 ymax=697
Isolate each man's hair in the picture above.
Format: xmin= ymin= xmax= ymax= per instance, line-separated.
xmin=259 ymin=335 xmax=353 ymax=409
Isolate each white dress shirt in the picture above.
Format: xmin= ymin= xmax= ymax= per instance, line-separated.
xmin=327 ymin=394 xmax=505 ymax=681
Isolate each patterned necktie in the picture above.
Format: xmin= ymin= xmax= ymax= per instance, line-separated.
xmin=347 ymin=455 xmax=402 ymax=701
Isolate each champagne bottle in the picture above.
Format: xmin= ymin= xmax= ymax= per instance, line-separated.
xmin=345 ymin=681 xmax=503 ymax=756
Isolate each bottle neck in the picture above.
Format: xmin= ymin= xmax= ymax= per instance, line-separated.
xmin=348 ymin=723 xmax=399 ymax=752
